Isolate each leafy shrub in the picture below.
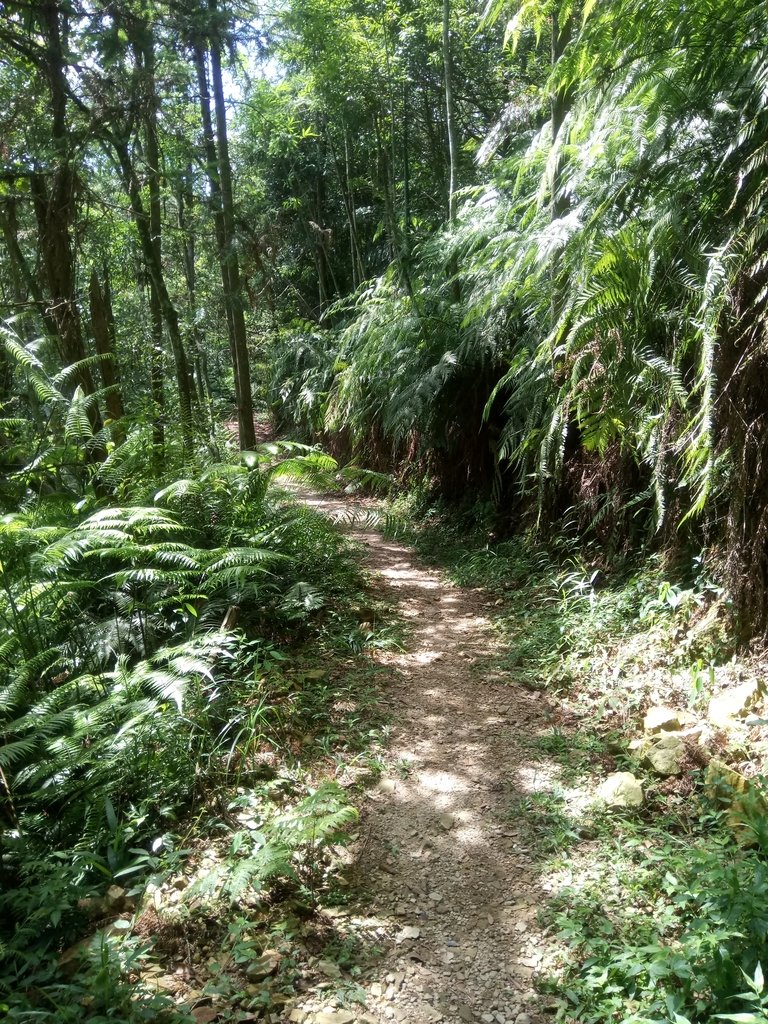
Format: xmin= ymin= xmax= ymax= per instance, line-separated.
xmin=188 ymin=780 xmax=358 ymax=907
xmin=548 ymin=824 xmax=768 ymax=1023
xmin=0 ymin=450 xmax=365 ymax=1013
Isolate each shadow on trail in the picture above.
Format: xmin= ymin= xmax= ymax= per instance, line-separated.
xmin=292 ymin=486 xmax=575 ymax=1024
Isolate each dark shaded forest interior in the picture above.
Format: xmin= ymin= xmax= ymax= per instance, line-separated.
xmin=3 ymin=1 xmax=768 ymax=1022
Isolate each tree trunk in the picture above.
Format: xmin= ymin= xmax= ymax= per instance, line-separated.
xmin=149 ymin=282 xmax=166 ymax=452
xmin=0 ymin=198 xmax=49 ymax=327
xmin=113 ymin=137 xmax=193 ymax=450
xmin=374 ymin=113 xmax=416 ymax=300
xmin=207 ymin=2 xmax=256 ymax=451
xmin=550 ymin=10 xmax=574 ymax=222
xmin=28 ymin=2 xmax=104 ymax=450
xmin=327 ymin=126 xmax=364 ymax=288
xmin=139 ymin=29 xmax=192 ymax=451
xmin=88 ymin=268 xmax=125 ymax=427
xmin=0 ymin=198 xmax=43 ymax=429
xmin=402 ymin=81 xmax=412 ymax=241
xmin=177 ymin=172 xmax=212 ymax=413
xmin=442 ymin=0 xmax=459 ymax=224
xmin=192 ymin=41 xmax=237 ymax=390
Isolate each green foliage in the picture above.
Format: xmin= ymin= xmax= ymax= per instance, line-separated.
xmin=546 ymin=823 xmax=768 ymax=1023
xmin=189 ymin=781 xmax=358 ymax=906
xmin=260 ymin=0 xmax=768 ymax=631
xmin=0 ymin=445 xmax=372 ymax=1016
xmin=0 ymin=930 xmax=191 ymax=1023
xmin=269 ymin=249 xmax=511 ymax=494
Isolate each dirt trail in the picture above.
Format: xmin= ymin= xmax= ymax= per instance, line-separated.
xmin=298 ymin=490 xmax=558 ymax=1024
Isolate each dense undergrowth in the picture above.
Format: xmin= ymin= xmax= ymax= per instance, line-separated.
xmin=0 ymin=442 xmax=393 ymax=1022
xmin=399 ymin=497 xmax=768 ymax=1024
xmin=265 ymin=0 xmax=768 ymax=639
xmin=5 ymin=430 xmax=768 ymax=1024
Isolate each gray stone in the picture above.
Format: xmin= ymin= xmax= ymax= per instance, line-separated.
xmin=105 ymin=884 xmax=128 ymax=908
xmin=316 ymin=959 xmax=342 ymax=979
xmin=246 ymin=949 xmax=281 ymax=980
xmin=644 ymin=733 xmax=685 ymax=776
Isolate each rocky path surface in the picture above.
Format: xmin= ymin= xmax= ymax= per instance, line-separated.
xmin=296 ymin=490 xmax=559 ymax=1024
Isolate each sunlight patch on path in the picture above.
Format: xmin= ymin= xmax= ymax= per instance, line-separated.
xmin=290 ymin=485 xmax=560 ymax=1024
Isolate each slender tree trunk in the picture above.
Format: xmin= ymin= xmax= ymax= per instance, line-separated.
xmin=145 ymin=34 xmax=167 ymax=448
xmin=88 ymin=268 xmax=125 ymax=426
xmin=549 ymin=9 xmax=574 ymax=328
xmin=421 ymin=82 xmax=445 ymax=215
xmin=140 ymin=30 xmax=192 ymax=451
xmin=113 ymin=138 xmax=193 ymax=450
xmin=177 ymin=173 xmax=211 ymax=412
xmin=402 ymin=81 xmax=412 ymax=240
xmin=374 ymin=114 xmax=414 ymax=296
xmin=192 ymin=41 xmax=237 ymax=385
xmin=442 ymin=0 xmax=459 ymax=224
xmin=207 ymin=2 xmax=256 ymax=451
xmin=312 ymin=151 xmax=340 ymax=309
xmin=344 ymin=128 xmax=364 ymax=286
xmin=149 ymin=292 xmax=166 ymax=451
xmin=327 ymin=127 xmax=364 ymax=287
xmin=0 ymin=198 xmax=49 ymax=325
xmin=314 ymin=245 xmax=327 ymax=311
xmin=550 ymin=10 xmax=573 ymax=222
xmin=0 ymin=198 xmax=43 ymax=428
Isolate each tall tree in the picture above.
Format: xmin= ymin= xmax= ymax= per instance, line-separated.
xmin=442 ymin=0 xmax=458 ymax=223
xmin=29 ymin=2 xmax=101 ymax=429
xmin=204 ymin=0 xmax=256 ymax=451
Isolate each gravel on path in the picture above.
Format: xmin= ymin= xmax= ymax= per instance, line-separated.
xmin=294 ymin=489 xmax=560 ymax=1024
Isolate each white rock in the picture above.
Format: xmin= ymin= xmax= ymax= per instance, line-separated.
xmin=313 ymin=1012 xmax=355 ymax=1024
xmin=708 ymin=680 xmax=763 ymax=728
xmin=597 ymin=772 xmax=644 ymax=808
xmin=643 ymin=706 xmax=692 ymax=733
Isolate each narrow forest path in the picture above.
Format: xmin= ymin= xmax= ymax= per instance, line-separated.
xmin=295 ymin=489 xmax=559 ymax=1024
